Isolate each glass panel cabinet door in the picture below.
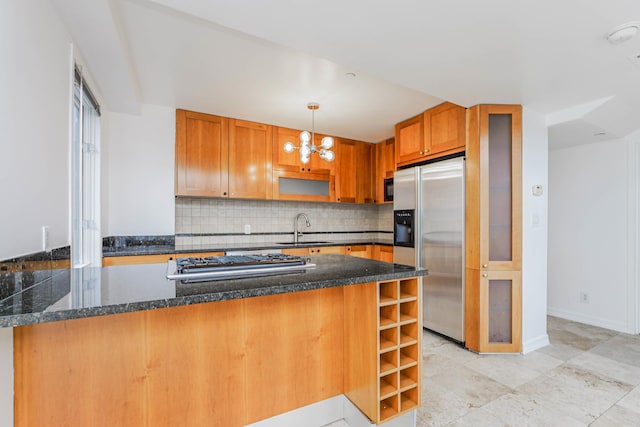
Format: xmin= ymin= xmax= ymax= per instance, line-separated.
xmin=481 ymin=270 xmax=522 ymax=352
xmin=480 ymin=105 xmax=522 ymax=271
xmin=488 ymin=114 xmax=512 ymax=262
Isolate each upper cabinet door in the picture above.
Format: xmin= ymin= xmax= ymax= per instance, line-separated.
xmin=467 ymin=105 xmax=522 ymax=271
xmin=175 ymin=109 xmax=229 ymax=197
xmin=356 ymin=142 xmax=375 ymax=204
xmin=424 ymin=102 xmax=466 ymax=155
xmin=272 ymin=127 xmax=335 ymax=175
xmin=272 ymin=126 xmax=304 ymax=173
xmin=395 ymin=114 xmax=424 ymax=165
xmin=336 ymin=139 xmax=357 ymax=203
xmin=308 ymin=133 xmax=336 ymax=175
xmin=228 ymin=119 xmax=273 ymax=199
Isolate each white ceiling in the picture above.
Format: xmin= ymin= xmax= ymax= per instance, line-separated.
xmin=51 ymin=0 xmax=640 ymax=145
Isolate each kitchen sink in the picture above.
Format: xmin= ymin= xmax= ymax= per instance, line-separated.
xmin=275 ymin=241 xmax=330 ymax=245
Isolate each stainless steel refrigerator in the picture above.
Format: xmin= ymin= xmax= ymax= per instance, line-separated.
xmin=393 ymin=157 xmax=465 ymax=343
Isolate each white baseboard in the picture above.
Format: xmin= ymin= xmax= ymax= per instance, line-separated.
xmin=245 ymin=395 xmax=344 ymax=427
xmin=0 ymin=328 xmax=13 ymax=427
xmin=246 ymin=394 xmax=416 ymax=427
xmin=522 ymin=333 xmax=550 ymax=354
xmin=548 ymin=307 xmax=631 ymax=333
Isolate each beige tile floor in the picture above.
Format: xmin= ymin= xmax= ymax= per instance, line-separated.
xmin=418 ymin=316 xmax=640 ymax=426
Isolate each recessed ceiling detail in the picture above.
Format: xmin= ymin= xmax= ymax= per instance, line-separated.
xmin=51 ymin=0 xmax=640 ymax=146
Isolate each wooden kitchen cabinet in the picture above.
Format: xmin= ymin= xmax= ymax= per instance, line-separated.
xmin=272 ymin=126 xmax=335 ymax=175
xmin=344 ymin=278 xmax=422 ymax=423
xmin=272 ymin=127 xmax=335 ymax=202
xmin=336 ymin=138 xmax=375 ymax=204
xmin=228 ymin=119 xmax=273 ymax=199
xmin=424 ymin=102 xmax=466 ymax=157
xmin=346 ymin=245 xmax=372 ymax=258
xmin=465 ymin=104 xmax=522 ymax=353
xmin=175 ymin=111 xmax=272 ymax=200
xmin=175 ymin=110 xmax=228 ymax=197
xmin=336 ymin=138 xmax=358 ymax=203
xmin=372 ymin=245 xmax=394 ymax=263
xmin=357 ymin=142 xmax=375 ymax=204
xmin=281 ymin=246 xmax=346 ymax=256
xmin=395 ymin=102 xmax=466 ymax=168
xmin=394 ymin=113 xmax=424 ymax=166
xmin=375 ymin=138 xmax=395 ymax=204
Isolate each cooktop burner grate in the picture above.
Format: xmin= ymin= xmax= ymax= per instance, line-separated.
xmin=167 ymin=254 xmax=315 ymax=282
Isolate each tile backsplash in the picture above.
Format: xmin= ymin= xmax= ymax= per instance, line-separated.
xmin=175 ymin=198 xmax=393 ymax=246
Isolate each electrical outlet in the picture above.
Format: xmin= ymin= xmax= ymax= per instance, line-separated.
xmin=41 ymin=226 xmax=49 ymax=251
xmin=580 ymin=291 xmax=590 ymax=304
xmin=244 ymin=224 xmax=251 ymax=235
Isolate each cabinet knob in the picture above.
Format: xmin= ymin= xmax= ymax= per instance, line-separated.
xmin=419 ymin=151 xmax=424 ymax=155
xmin=482 ymin=264 xmax=488 ymax=268
xmin=347 ymin=247 xmax=351 ymax=252
xmin=223 ymin=192 xmax=227 ymax=196
xmin=482 ymin=273 xmax=488 ymax=278
xmin=307 ymin=168 xmax=311 ymax=172
xmin=425 ymin=149 xmax=429 ymax=153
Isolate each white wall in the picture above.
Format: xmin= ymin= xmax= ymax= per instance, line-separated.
xmin=521 ymin=108 xmax=550 ymax=353
xmin=103 ymin=104 xmax=175 ymax=236
xmin=0 ymin=0 xmax=75 ymax=260
xmin=548 ymin=136 xmax=639 ymax=333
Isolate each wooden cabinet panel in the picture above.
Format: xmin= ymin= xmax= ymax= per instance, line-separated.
xmin=311 ymin=246 xmax=346 ymax=255
xmin=375 ymin=138 xmax=395 ymax=204
xmin=336 ymin=139 xmax=375 ymax=204
xmin=343 ymin=282 xmax=378 ymax=420
xmin=15 ymin=288 xmax=345 ymax=427
xmin=344 ymin=279 xmax=422 ymax=424
xmin=395 ymin=103 xmax=466 ymax=169
xmin=372 ymin=245 xmax=394 ymax=262
xmin=346 ymin=245 xmax=372 ymax=258
xmin=336 ymin=139 xmax=357 ymax=203
xmin=175 ymin=110 xmax=228 ymax=197
xmin=272 ymin=127 xmax=335 ymax=176
xmin=395 ymin=114 xmax=424 ymax=165
xmin=244 ymin=288 xmax=344 ymax=424
xmin=357 ymin=142 xmax=375 ymax=204
xmin=14 ymin=311 xmax=151 ymax=426
xmin=424 ymin=102 xmax=466 ymax=155
xmin=465 ymin=104 xmax=522 ymax=353
xmin=146 ymin=302 xmax=247 ymax=427
xmin=228 ymin=119 xmax=273 ymax=199
xmin=273 ymin=126 xmax=306 ymax=173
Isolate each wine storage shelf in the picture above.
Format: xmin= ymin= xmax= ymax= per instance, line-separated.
xmin=377 ymin=278 xmax=421 ymax=422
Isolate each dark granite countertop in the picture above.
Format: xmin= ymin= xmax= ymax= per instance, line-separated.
xmin=103 ymin=238 xmax=395 ymax=257
xmin=0 ymin=254 xmax=425 ymax=328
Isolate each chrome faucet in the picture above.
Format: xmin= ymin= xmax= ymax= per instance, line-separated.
xmin=294 ymin=213 xmax=311 ymax=244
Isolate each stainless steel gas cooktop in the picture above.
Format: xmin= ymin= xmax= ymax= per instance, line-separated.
xmin=166 ymin=254 xmax=316 ymax=282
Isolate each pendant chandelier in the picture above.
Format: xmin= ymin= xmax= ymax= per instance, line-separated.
xmin=283 ymin=103 xmax=335 ymax=164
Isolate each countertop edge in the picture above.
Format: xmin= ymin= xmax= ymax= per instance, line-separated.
xmin=1 ymin=267 xmax=426 ymax=328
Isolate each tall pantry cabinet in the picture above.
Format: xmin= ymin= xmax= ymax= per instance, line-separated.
xmin=465 ymin=105 xmax=523 ymax=353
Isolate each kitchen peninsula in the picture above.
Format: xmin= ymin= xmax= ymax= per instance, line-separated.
xmin=2 ymin=254 xmax=426 ymax=426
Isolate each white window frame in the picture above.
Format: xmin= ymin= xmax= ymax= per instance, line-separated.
xmin=71 ymin=64 xmax=101 ymax=267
